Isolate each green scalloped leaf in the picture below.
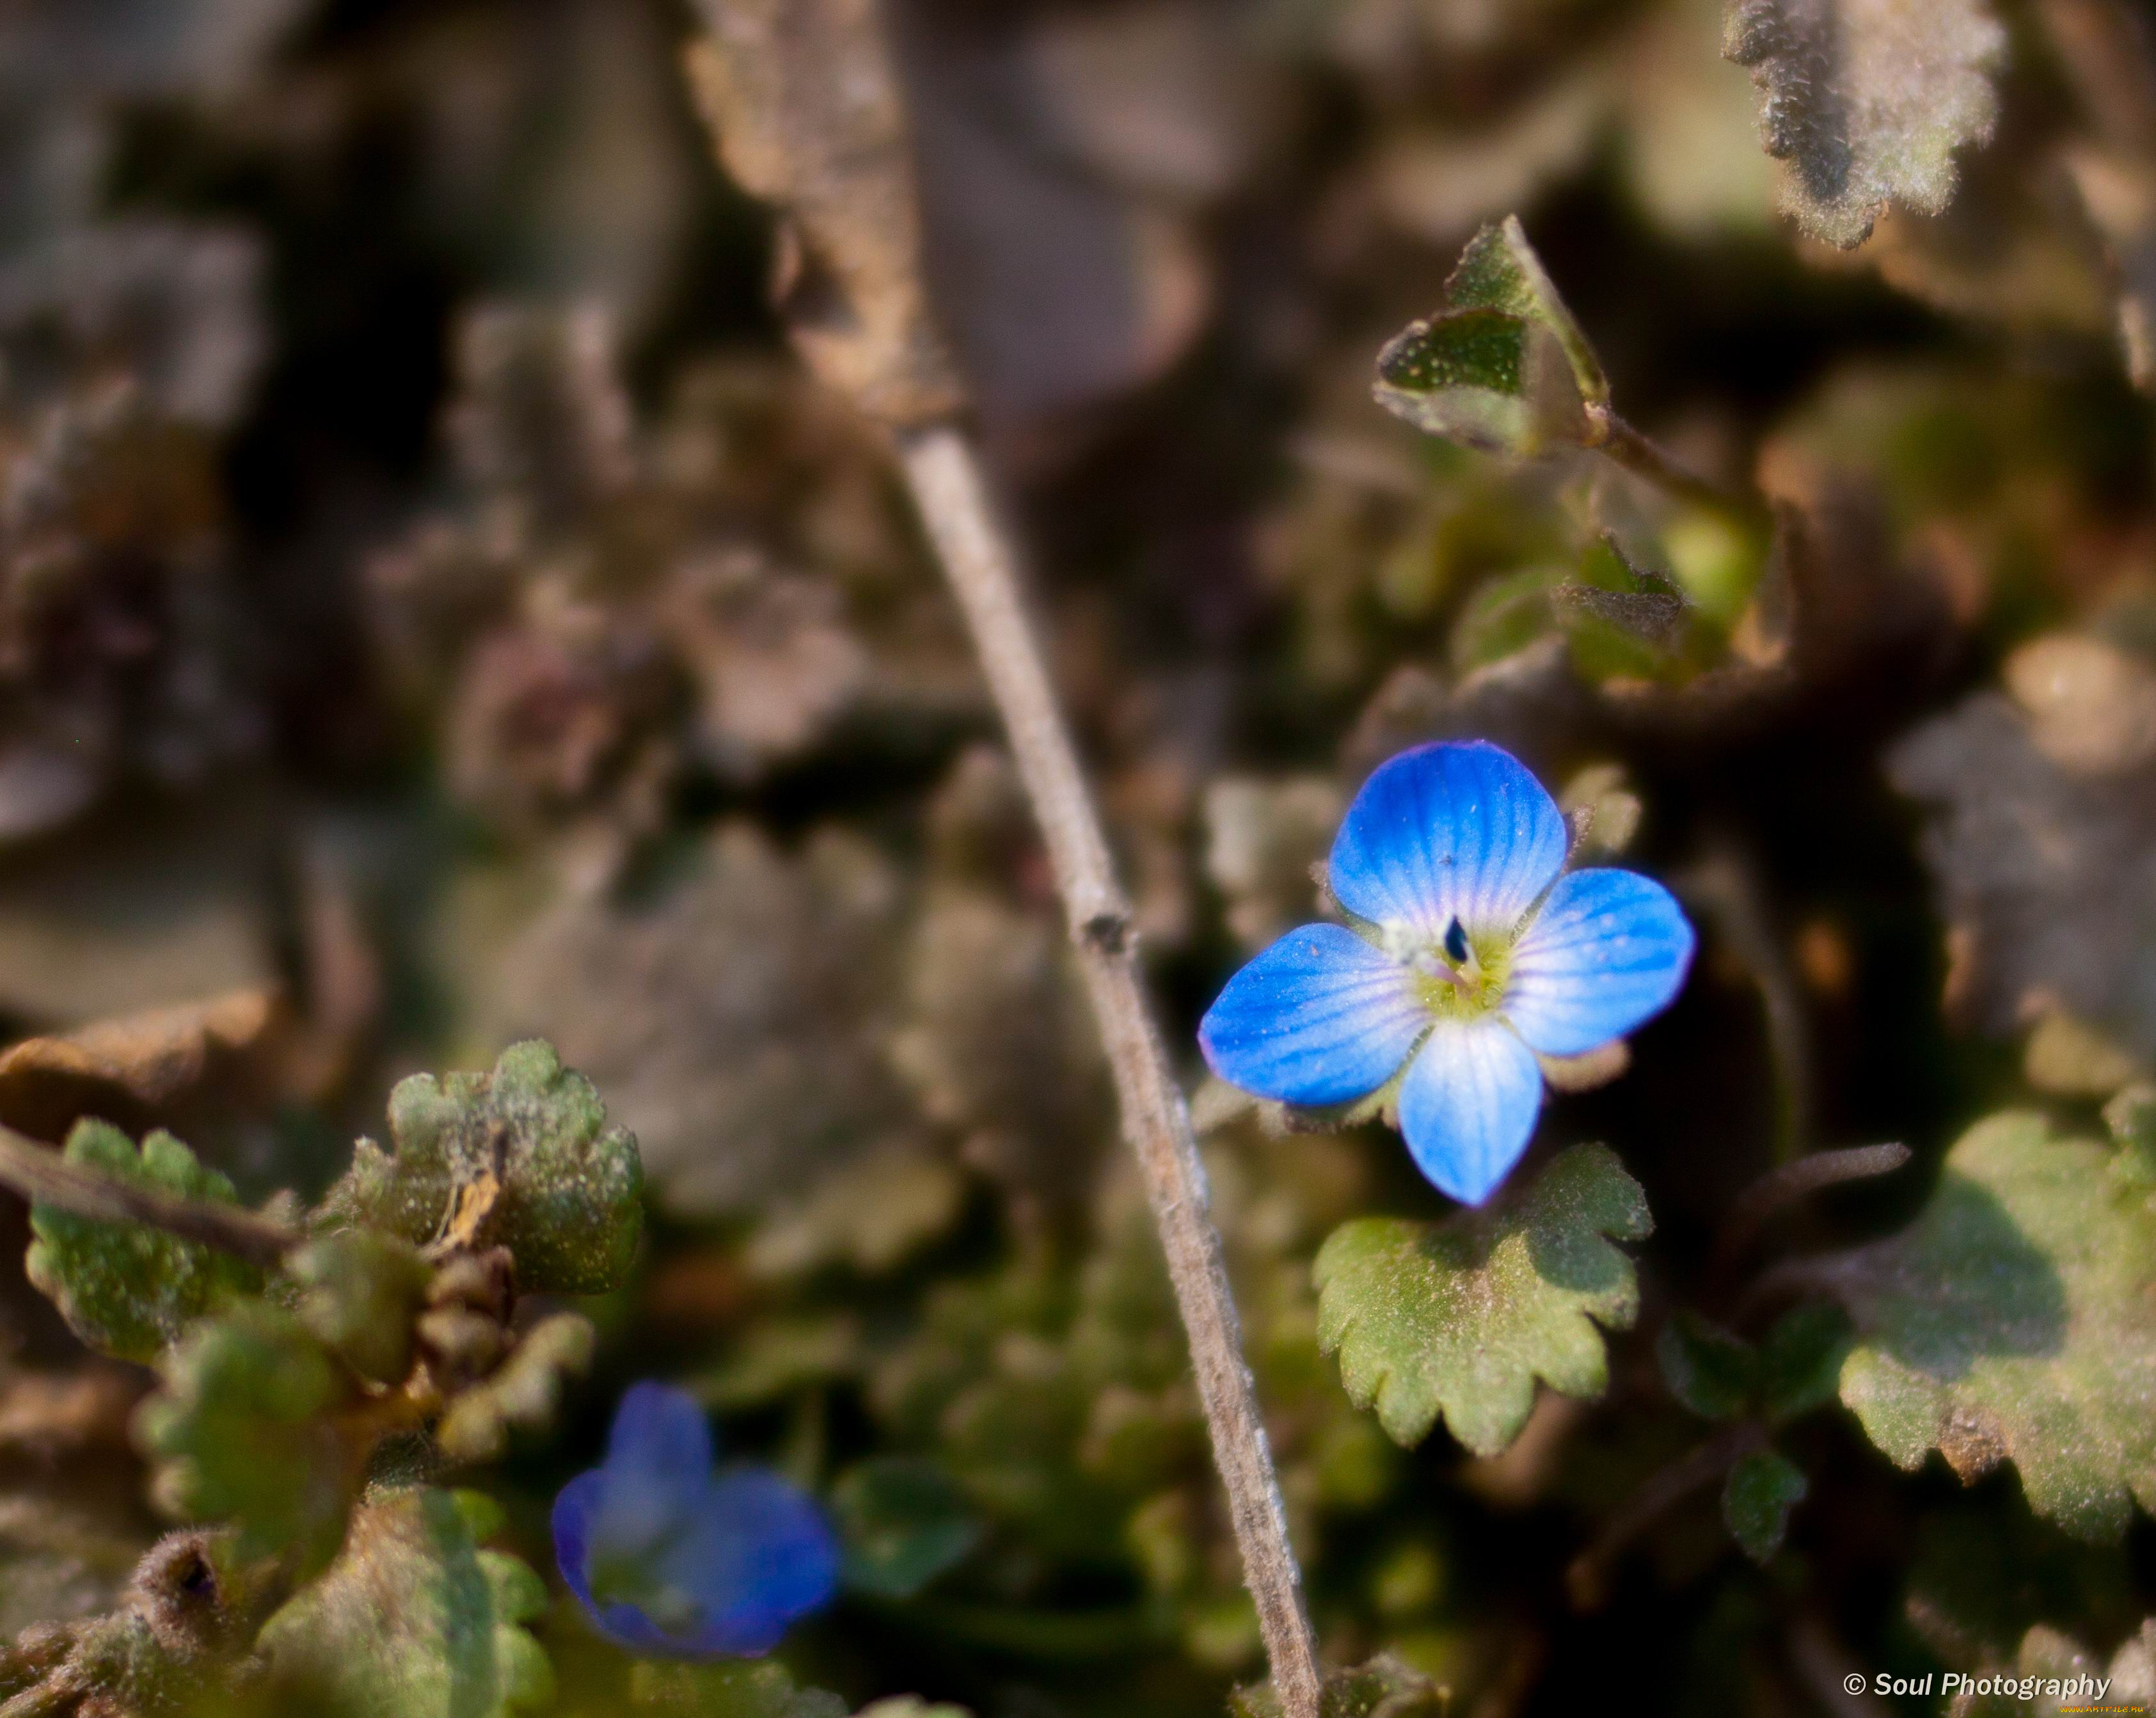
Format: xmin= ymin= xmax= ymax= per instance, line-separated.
xmin=1834 ymin=1111 xmax=2156 ymax=1541
xmin=1657 ymin=1312 xmax=1757 ymax=1420
xmin=1724 ymin=0 xmax=2006 ymax=248
xmin=1373 ymin=217 xmax=1606 ymax=457
xmin=133 ymin=1303 xmax=355 ymax=1568
xmin=1759 ymin=1301 xmax=1853 ymax=1426
xmin=319 ymin=1040 xmax=643 ymax=1294
xmin=24 ymin=1119 xmax=264 ymax=1364
xmin=1313 ymin=1144 xmax=1653 ymax=1457
xmin=630 ymin=1662 xmax=848 ymax=1718
xmin=289 ymin=1230 xmax=434 ymax=1386
xmin=1446 ymin=216 xmax=1608 ymax=408
xmin=256 ymin=1487 xmax=552 ymax=1717
xmin=1722 ymin=1447 xmax=1807 ymax=1563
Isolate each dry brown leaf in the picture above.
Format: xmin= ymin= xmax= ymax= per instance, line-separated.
xmin=683 ymin=0 xmax=963 ymax=426
xmin=1890 ymin=655 xmax=2156 ymax=1060
xmin=0 ymin=989 xmax=281 ymax=1141
xmin=663 ymin=548 xmax=870 ymax=775
xmin=892 ymin=0 xmax=1237 ymax=426
xmin=459 ymin=822 xmax=917 ymax=1217
xmin=1201 ymin=776 xmax=1343 ymax=949
xmin=2040 ymin=0 xmax=2156 ymax=392
xmin=1725 ymin=0 xmax=2007 ymax=248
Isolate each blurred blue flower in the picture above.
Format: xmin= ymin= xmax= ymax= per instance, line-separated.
xmin=1200 ymin=740 xmax=1693 ymax=1205
xmin=553 ymin=1381 xmax=839 ymax=1657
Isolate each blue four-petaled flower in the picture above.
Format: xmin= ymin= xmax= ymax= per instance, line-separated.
xmin=1200 ymin=740 xmax=1694 ymax=1205
xmin=553 ymin=1381 xmax=840 ymax=1657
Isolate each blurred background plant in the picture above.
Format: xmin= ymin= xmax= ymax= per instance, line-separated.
xmin=1 ymin=0 xmax=2155 ymax=1714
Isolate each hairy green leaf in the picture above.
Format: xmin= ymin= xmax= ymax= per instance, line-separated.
xmin=1446 ymin=217 xmax=1608 ymax=407
xmin=1758 ymin=1301 xmax=1853 ymax=1425
xmin=1724 ymin=0 xmax=2007 ymax=248
xmin=1903 ymin=1500 xmax=2140 ymax=1669
xmin=1657 ymin=1312 xmax=1757 ymax=1419
xmin=1953 ymin=1620 xmax=2156 ymax=1718
xmin=1834 ymin=1112 xmax=2156 ymax=1539
xmin=1373 ymin=217 xmax=1605 ymax=456
xmin=134 ymin=1304 xmax=354 ymax=1567
xmin=25 ymin=1120 xmax=263 ymax=1364
xmin=1313 ymin=1144 xmax=1653 ymax=1456
xmin=1722 ymin=1447 xmax=1807 ymax=1563
xmin=1231 ymin=1653 xmax=1450 ymax=1718
xmin=630 ymin=1661 xmax=848 ymax=1718
xmin=288 ymin=1230 xmax=434 ymax=1386
xmin=256 ymin=1488 xmax=551 ymax=1718
xmin=0 ymin=1531 xmax=262 ymax=1718
xmin=319 ymin=1040 xmax=642 ymax=1294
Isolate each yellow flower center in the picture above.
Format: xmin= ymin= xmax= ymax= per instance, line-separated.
xmin=1402 ymin=916 xmax=1512 ymax=1022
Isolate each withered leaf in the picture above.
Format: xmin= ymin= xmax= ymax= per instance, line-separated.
xmin=1725 ymin=0 xmax=2008 ymax=248
xmin=0 ymin=989 xmax=278 ymax=1142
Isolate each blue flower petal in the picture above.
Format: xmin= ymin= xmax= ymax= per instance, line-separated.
xmin=592 ymin=1381 xmax=715 ymax=1553
xmin=1503 ymin=868 xmax=1695 ymax=1057
xmin=606 ymin=1380 xmax=715 ymax=1481
xmin=1199 ymin=923 xmax=1429 ymax=1106
xmin=551 ymin=1468 xmax=605 ymax=1614
xmin=1328 ymin=742 xmax=1567 ymax=941
xmin=554 ymin=1382 xmax=839 ymax=1658
xmin=667 ymin=1468 xmax=844 ymax=1657
xmin=1396 ymin=1020 xmax=1544 ymax=1205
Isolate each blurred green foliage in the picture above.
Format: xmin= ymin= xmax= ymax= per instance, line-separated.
xmin=26 ymin=1124 xmax=262 ymax=1363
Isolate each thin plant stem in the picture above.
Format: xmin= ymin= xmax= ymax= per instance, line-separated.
xmin=1565 ymin=1419 xmax=1767 ymax=1608
xmin=1709 ymin=1141 xmax=1911 ymax=1287
xmin=1585 ymin=404 xmax=1768 ymax=534
xmin=1683 ymin=842 xmax=1813 ymax=1166
xmin=0 ymin=1122 xmax=299 ymax=1268
xmin=898 ymin=424 xmax=1325 ymax=1718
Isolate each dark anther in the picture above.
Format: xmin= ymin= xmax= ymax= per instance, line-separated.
xmin=1443 ymin=916 xmax=1470 ymax=965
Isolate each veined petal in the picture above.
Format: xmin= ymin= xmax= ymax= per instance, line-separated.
xmin=1328 ymin=741 xmax=1567 ymax=941
xmin=1397 ymin=1019 xmax=1544 ymax=1205
xmin=1200 ymin=923 xmax=1429 ymax=1106
xmin=669 ymin=1468 xmax=844 ymax=1657
xmin=595 ymin=1381 xmax=715 ymax=1551
xmin=1504 ymin=868 xmax=1694 ymax=1057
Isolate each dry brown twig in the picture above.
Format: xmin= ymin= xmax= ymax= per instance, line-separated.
xmin=682 ymin=3 xmax=1324 ymax=1712
xmin=0 ymin=1120 xmax=299 ymax=1269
